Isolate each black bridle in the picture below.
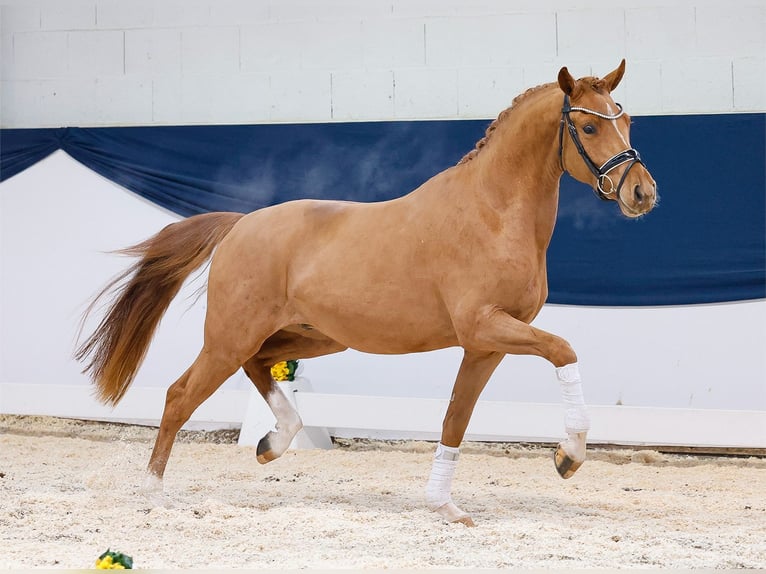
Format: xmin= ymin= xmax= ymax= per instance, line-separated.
xmin=558 ymin=94 xmax=644 ymax=201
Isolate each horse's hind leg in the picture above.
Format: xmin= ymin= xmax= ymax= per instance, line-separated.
xmin=242 ymin=329 xmax=347 ymax=464
xmin=143 ymin=346 xmax=243 ymax=501
xmin=241 ymin=359 xmax=301 ymax=464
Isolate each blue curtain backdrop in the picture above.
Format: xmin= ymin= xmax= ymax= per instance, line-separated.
xmin=1 ymin=113 xmax=764 ymax=306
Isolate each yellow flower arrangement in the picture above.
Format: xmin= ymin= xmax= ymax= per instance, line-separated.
xmin=270 ymin=359 xmax=299 ymax=382
xmin=95 ymin=549 xmax=133 ymax=569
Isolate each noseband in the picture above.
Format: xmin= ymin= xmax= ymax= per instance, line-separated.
xmin=558 ymin=94 xmax=644 ymax=201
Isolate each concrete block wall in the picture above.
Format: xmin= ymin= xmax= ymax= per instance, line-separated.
xmin=1 ymin=0 xmax=764 ymax=128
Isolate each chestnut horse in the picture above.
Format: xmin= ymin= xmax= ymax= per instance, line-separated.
xmin=77 ymin=61 xmax=656 ymax=526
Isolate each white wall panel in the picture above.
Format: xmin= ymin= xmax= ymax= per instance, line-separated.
xmin=661 ymin=58 xmax=734 ymax=114
xmin=268 ymin=0 xmax=391 ymax=21
xmin=733 ymin=57 xmax=766 ymax=111
xmin=68 ymin=30 xmax=124 ymax=77
xmin=1 ymin=80 xmax=39 ymax=126
xmin=556 ymin=8 xmax=626 ymax=62
xmin=331 ymin=70 xmax=394 ymax=121
xmin=457 ymin=67 xmax=524 ymax=118
xmin=37 ymin=78 xmax=97 ymax=126
xmin=425 ymin=13 xmax=557 ymax=69
xmin=40 ymin=1 xmax=95 ymax=30
xmin=2 ymin=0 xmax=764 ymax=127
xmin=394 ymin=68 xmax=456 ymax=119
xmin=12 ymin=31 xmax=68 ymax=78
xmin=180 ymin=27 xmax=239 ymax=75
xmin=619 ymin=60 xmax=662 ymax=114
xmin=151 ymin=1 xmax=214 ymax=28
xmin=695 ymin=4 xmax=766 ymax=59
xmin=240 ymin=22 xmax=301 ymax=72
xmin=124 ymin=28 xmax=181 ymax=76
xmin=94 ymin=75 xmax=152 ymax=124
xmin=361 ymin=18 xmax=425 ymax=69
xmin=94 ymin=0 xmax=154 ymax=29
xmin=268 ymin=69 xmax=331 ymax=122
xmin=152 ymin=72 xmax=272 ymax=125
xmin=625 ymin=7 xmax=696 ymax=61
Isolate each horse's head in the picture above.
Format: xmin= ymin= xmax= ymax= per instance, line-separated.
xmin=557 ymin=60 xmax=657 ymax=218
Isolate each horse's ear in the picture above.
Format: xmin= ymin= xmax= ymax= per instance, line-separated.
xmin=557 ymin=66 xmax=577 ymax=96
xmin=603 ymin=59 xmax=626 ymax=92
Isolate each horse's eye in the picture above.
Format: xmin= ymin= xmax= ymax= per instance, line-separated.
xmin=583 ymin=124 xmax=596 ymax=135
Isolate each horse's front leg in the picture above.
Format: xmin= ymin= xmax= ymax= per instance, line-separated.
xmin=427 ymin=350 xmax=503 ymax=527
xmin=456 ymin=305 xmax=591 ymax=479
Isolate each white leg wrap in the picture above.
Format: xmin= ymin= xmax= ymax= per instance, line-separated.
xmin=425 ymin=443 xmax=460 ymax=511
xmin=556 ymin=362 xmax=591 ymax=433
xmin=265 ymin=387 xmax=302 ymax=455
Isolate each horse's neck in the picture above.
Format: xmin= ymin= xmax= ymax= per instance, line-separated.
xmin=464 ymin=89 xmax=564 ymax=249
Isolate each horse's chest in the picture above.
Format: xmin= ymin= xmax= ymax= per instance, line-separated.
xmin=494 ymin=262 xmax=547 ymax=318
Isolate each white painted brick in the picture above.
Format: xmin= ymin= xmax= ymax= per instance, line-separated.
xmin=625 ymin=6 xmax=695 ymax=61
xmin=68 ymin=30 xmax=124 ymax=77
xmin=95 ymin=0 xmax=154 ymax=29
xmin=268 ymin=70 xmax=332 ymax=122
xmin=393 ymin=0 xmax=549 ymax=18
xmin=426 ymin=13 xmax=557 ymax=68
xmin=181 ymin=27 xmax=240 ymax=74
xmin=457 ymin=67 xmax=524 ymax=118
xmin=40 ymin=1 xmax=96 ymax=30
xmin=207 ymin=0 xmax=269 ymax=26
xmin=619 ymin=59 xmax=662 ymax=116
xmin=13 ymin=31 xmax=68 ymax=79
xmin=362 ymin=18 xmax=425 ymax=68
xmin=556 ymin=8 xmax=626 ymax=63
xmin=1 ymin=29 xmax=13 ymax=79
xmin=152 ymin=72 xmax=271 ymax=124
xmin=241 ymin=22 xmax=301 ymax=71
xmin=1 ymin=5 xmax=42 ymax=80
xmin=660 ymin=58 xmax=733 ymax=114
xmin=695 ymin=5 xmax=766 ymax=58
xmin=125 ymin=28 xmax=181 ymax=76
xmin=152 ymin=1 xmax=212 ymax=27
xmin=38 ymin=78 xmax=97 ymax=126
xmin=150 ymin=74 xmax=183 ymax=124
xmin=331 ymin=70 xmax=394 ymax=120
xmin=733 ymin=57 xmax=766 ymax=111
xmin=242 ymin=19 xmax=363 ymax=71
xmin=394 ymin=68 xmax=457 ymax=119
xmin=219 ymin=73 xmax=272 ymax=123
xmin=0 ymin=80 xmax=41 ymax=127
xmin=269 ymin=0 xmax=392 ymax=21
xmin=93 ymin=75 xmax=152 ymax=125
xmin=1 ymin=4 xmax=41 ymax=31
xmin=299 ymin=19 xmax=364 ymax=70
xmin=522 ymin=62 xmax=565 ymax=90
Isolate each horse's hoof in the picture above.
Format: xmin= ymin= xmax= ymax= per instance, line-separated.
xmin=256 ymin=450 xmax=277 ymax=464
xmin=452 ymin=514 xmax=476 ymax=527
xmin=139 ymin=473 xmax=171 ymax=508
xmin=256 ymin=435 xmax=278 ymax=464
xmin=554 ymin=445 xmax=583 ymax=479
xmin=432 ymin=501 xmax=476 ymax=527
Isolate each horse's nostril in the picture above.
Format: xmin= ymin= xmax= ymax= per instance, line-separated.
xmin=633 ymin=184 xmax=643 ymax=202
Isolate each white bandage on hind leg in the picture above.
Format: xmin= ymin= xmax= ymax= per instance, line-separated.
xmin=425 ymin=443 xmax=460 ymax=511
xmin=556 ymin=362 xmax=591 ymax=433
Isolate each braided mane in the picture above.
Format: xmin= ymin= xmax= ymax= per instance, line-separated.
xmin=457 ymin=82 xmax=557 ymax=165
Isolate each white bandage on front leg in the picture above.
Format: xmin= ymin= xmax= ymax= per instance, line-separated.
xmin=425 ymin=443 xmax=460 ymax=511
xmin=556 ymin=362 xmax=590 ymax=433
xmin=556 ymin=362 xmax=589 ymax=464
